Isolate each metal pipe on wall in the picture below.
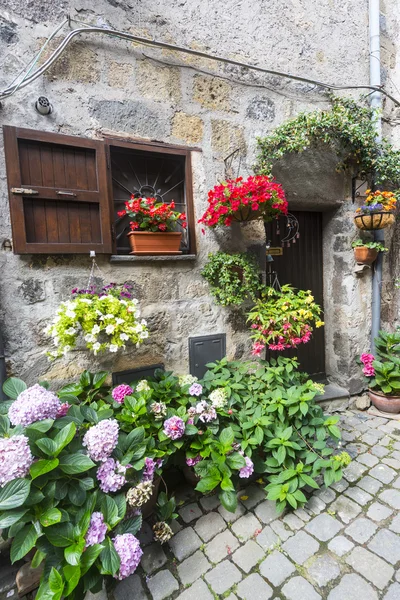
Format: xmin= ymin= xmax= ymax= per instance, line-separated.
xmin=0 ymin=324 xmax=6 ymax=400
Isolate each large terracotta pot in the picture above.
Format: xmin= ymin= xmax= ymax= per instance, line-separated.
xmin=353 ymin=247 xmax=378 ymax=265
xmin=127 ymin=231 xmax=182 ymax=254
xmin=354 ymin=212 xmax=395 ymax=231
xmin=368 ymin=389 xmax=400 ymax=414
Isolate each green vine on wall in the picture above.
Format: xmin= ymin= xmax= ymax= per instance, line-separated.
xmin=256 ymin=95 xmax=400 ymax=187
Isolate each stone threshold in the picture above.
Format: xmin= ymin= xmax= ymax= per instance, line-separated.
xmin=110 ymin=254 xmax=197 ymax=263
xmin=315 ymin=383 xmax=350 ymax=412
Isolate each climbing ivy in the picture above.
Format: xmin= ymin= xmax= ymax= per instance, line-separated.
xmin=256 ymin=95 xmax=400 ymax=187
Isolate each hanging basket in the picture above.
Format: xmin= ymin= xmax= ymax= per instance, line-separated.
xmin=353 ymin=247 xmax=378 ymax=265
xmin=354 ymin=212 xmax=395 ymax=230
xmin=232 ymin=205 xmax=264 ymax=222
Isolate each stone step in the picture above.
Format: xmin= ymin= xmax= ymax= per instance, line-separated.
xmin=315 ymin=384 xmax=350 ymax=412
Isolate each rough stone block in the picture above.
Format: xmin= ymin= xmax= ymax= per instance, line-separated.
xmin=344 ymin=517 xmax=377 ymax=544
xmin=204 ymin=560 xmax=242 ymax=595
xmin=313 ymin=487 xmax=336 ymax=504
xmin=246 ymin=96 xmax=275 ymax=121
xmin=239 ymin=486 xmax=265 ymax=510
xmin=41 ymin=38 xmax=99 ymax=83
xmin=254 ymin=500 xmax=279 ymax=524
xmin=140 ymin=543 xmax=167 ymax=574
xmin=255 ymin=525 xmax=279 ymax=551
xmin=305 ymin=513 xmax=342 ymax=541
xmin=147 ymin=570 xmax=179 ymax=600
xmin=281 ymin=576 xmax=321 ymax=600
xmin=369 ymin=464 xmax=396 ymax=484
xmin=193 ymin=74 xmax=232 ymax=110
xmin=282 ymin=513 xmax=304 ymax=531
xmin=114 ymin=574 xmax=147 ymax=600
xmin=179 ymin=502 xmax=203 ymax=523
xmin=331 ymin=479 xmax=349 ymax=493
xmin=390 ymin=514 xmax=400 ymax=534
xmin=305 ymin=495 xmax=326 ymax=515
xmin=259 ymin=550 xmax=295 ymax=586
xmin=379 ymin=488 xmax=400 ymax=509
xmin=107 ymin=61 xmax=134 ymax=88
xmin=282 ymin=530 xmax=320 ymax=565
xmin=211 ymin=119 xmax=246 ymax=155
xmin=18 ymin=279 xmax=45 ymax=304
xmin=327 ymin=574 xmax=378 ymax=600
xmin=218 ymin=501 xmax=246 ymax=523
xmin=371 ymin=445 xmax=390 ymax=458
xmin=231 ymin=513 xmax=262 ymax=542
xmin=308 ymin=553 xmax=341 ymax=587
xmin=194 ymin=512 xmax=226 ymax=542
xmin=366 ymin=502 xmax=393 ymax=522
xmin=368 ymin=528 xmax=400 ymax=564
xmin=137 ymin=60 xmax=181 ymax=103
xmin=177 ymin=550 xmax=211 ymax=585
xmin=343 ymin=485 xmax=372 ymax=505
xmin=200 ymin=494 xmax=220 ymax=512
xmin=270 ymin=519 xmax=293 ymax=542
xmin=346 ymin=547 xmax=394 ymax=590
xmin=204 ymin=529 xmax=239 ymax=563
xmin=172 ymin=112 xmax=204 ymax=144
xmin=90 ymin=99 xmax=169 ymax=139
xmin=232 ymin=539 xmax=264 ymax=573
xmin=358 ymin=475 xmax=383 ymax=494
xmin=327 ymin=535 xmax=354 ymax=557
xmin=383 ymin=583 xmax=400 ymax=600
xmin=236 ymin=573 xmax=273 ymax=600
xmin=168 ymin=527 xmax=202 ymax=561
xmin=329 ymin=496 xmax=361 ymax=524
xmin=175 ymin=579 xmax=214 ymax=600
xmin=343 ymin=461 xmax=367 ymax=483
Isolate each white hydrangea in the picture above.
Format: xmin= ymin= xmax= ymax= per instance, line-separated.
xmin=209 ymin=388 xmax=228 ymax=408
xmin=136 ymin=380 xmax=150 ymax=392
xmin=178 ymin=374 xmax=198 ymax=387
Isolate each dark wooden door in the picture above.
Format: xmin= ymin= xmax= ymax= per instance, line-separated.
xmin=265 ymin=211 xmax=325 ymax=378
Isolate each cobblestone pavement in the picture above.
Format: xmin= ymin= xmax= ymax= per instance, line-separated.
xmin=111 ymin=410 xmax=400 ymax=599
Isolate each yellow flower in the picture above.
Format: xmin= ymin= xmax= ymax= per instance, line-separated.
xmin=305 ymin=295 xmax=314 ymax=304
xmin=316 ymin=320 xmax=324 ymax=328
xmin=282 ymin=305 xmax=288 ymax=311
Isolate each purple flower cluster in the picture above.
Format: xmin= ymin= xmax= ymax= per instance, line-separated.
xmin=85 ymin=512 xmax=107 ymax=547
xmin=112 ymin=384 xmax=134 ymax=404
xmin=113 ymin=533 xmax=143 ymax=580
xmin=163 ymin=416 xmax=185 ymax=440
xmin=360 ymin=203 xmax=384 ymax=212
xmin=96 ymin=458 xmax=127 ymax=493
xmin=83 ymin=419 xmax=119 ymax=462
xmin=186 ymin=455 xmax=202 ymax=467
xmin=142 ymin=457 xmax=156 ymax=482
xmin=9 ymin=385 xmax=61 ymax=427
xmin=189 ymin=383 xmax=203 ymax=396
xmin=72 ymin=282 xmax=134 ymax=300
xmin=239 ymin=456 xmax=254 ymax=478
xmin=0 ymin=435 xmax=34 ymax=487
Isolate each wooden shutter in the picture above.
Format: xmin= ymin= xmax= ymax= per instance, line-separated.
xmin=3 ymin=126 xmax=113 ymax=254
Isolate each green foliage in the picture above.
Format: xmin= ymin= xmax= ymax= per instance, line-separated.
xmin=351 ymin=239 xmax=388 ymax=252
xmin=201 ymin=251 xmax=261 ymax=306
xmin=256 ymin=95 xmax=400 ymax=187
xmin=369 ymin=330 xmax=400 ymax=395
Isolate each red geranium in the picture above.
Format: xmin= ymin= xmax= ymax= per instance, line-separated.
xmin=119 ymin=196 xmax=187 ymax=232
xmin=199 ymin=175 xmax=288 ymax=229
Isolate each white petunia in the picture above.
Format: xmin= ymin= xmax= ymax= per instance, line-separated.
xmin=140 ymin=331 xmax=149 ymax=339
xmin=120 ymin=333 xmax=129 ymax=341
xmin=80 ymin=298 xmax=92 ymax=304
xmin=92 ymin=325 xmax=101 ymax=334
xmin=63 ymin=345 xmax=71 ymax=355
xmin=116 ymin=318 xmax=125 ymax=325
xmin=65 ymin=310 xmax=76 ymax=319
xmin=93 ymin=342 xmax=101 ymax=351
xmin=66 ymin=327 xmax=76 ymax=335
xmin=105 ymin=314 xmax=114 ymax=319
xmin=109 ymin=344 xmax=118 ymax=353
xmin=141 ymin=319 xmax=147 ymax=326
xmin=85 ymin=334 xmax=95 ymax=343
xmin=105 ymin=324 xmax=115 ymax=334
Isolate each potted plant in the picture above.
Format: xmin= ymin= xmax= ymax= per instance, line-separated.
xmin=198 ymin=175 xmax=288 ymax=229
xmin=351 ymin=239 xmax=388 ymax=265
xmin=354 ymin=190 xmax=397 ymax=230
xmin=360 ymin=331 xmax=400 ymax=413
xmin=247 ymin=284 xmax=324 ymax=356
xmin=201 ymin=252 xmax=261 ymax=306
xmin=118 ymin=196 xmax=187 ymax=254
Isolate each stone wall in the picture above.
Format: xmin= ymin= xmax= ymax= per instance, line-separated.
xmin=0 ymin=0 xmax=396 ymax=391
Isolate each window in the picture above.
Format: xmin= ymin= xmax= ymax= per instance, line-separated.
xmin=3 ymin=126 xmax=196 ymax=255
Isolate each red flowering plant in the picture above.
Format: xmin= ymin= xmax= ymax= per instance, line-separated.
xmin=198 ymin=175 xmax=288 ymax=229
xmin=247 ymin=285 xmax=324 ymax=356
xmin=118 ymin=196 xmax=187 ymax=232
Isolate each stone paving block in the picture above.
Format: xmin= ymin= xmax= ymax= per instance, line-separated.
xmin=176 ymin=550 xmax=211 ymax=585
xmin=175 ymin=578 xmax=214 ymax=600
xmin=218 ymin=501 xmax=246 ymax=523
xmin=331 ymin=479 xmax=349 ymax=493
xmin=308 ymin=553 xmax=341 ymax=587
xmin=358 ymin=475 xmax=383 ymax=494
xmin=389 ymin=514 xmax=400 ymax=534
xmin=232 ymin=539 xmax=265 ymax=573
xmin=356 ymin=453 xmax=379 ymax=467
xmin=114 ymin=574 xmax=147 ymax=600
xmin=204 ymin=529 xmax=239 ymax=563
xmin=236 ymin=573 xmax=273 ymax=600
xmin=327 ymin=535 xmax=354 ymax=557
xmin=392 ymin=449 xmax=400 ymax=460
xmin=255 ymin=525 xmax=279 ymax=550
xmin=282 ymin=530 xmax=320 ymax=565
xmin=327 ymin=574 xmax=378 ymax=600
xmin=329 ymin=496 xmax=361 ymax=524
xmin=199 ymin=494 xmax=220 ymax=512
xmin=231 ymin=512 xmax=262 ymax=542
xmin=170 ymin=519 xmax=183 ymax=534
xmin=294 ymin=507 xmax=311 ymax=522
xmin=238 ymin=485 xmax=265 ymax=509
xmin=393 ymin=476 xmax=400 ymax=489
xmin=281 ymin=576 xmax=321 ymax=600
xmin=179 ymin=502 xmax=203 ymax=523
xmin=175 ymin=484 xmax=197 ymax=505
xmin=369 ymin=464 xmax=396 ymax=484
xmin=147 ymin=570 xmax=179 ymax=600
xmin=379 ymin=488 xmax=400 ymax=509
xmin=254 ymin=500 xmax=279 ymax=524
xmin=194 ymin=512 xmax=226 ymax=542
xmin=259 ymin=550 xmax=296 ymax=586
xmin=225 ymin=595 xmax=238 ymax=600
xmin=345 ymin=546 xmax=394 ymax=590
xmin=344 ymin=517 xmax=377 ymax=544
xmin=368 ymin=528 xmax=400 ymax=565
xmin=361 ymin=431 xmax=384 ymax=446
xmin=314 ymin=487 xmax=336 ymax=504
xmin=305 ymin=495 xmax=326 ymax=515
xmin=204 ymin=560 xmax=242 ymax=595
xmin=282 ymin=513 xmax=304 ymax=530
xmin=345 ymin=443 xmax=368 ymax=457
xmin=270 ymin=519 xmax=293 ymax=542
xmin=366 ymin=502 xmax=393 ymax=522
xmin=384 ymin=583 xmax=400 ymax=600
xmin=383 ymin=457 xmax=400 ymax=470
xmin=305 ymin=513 xmax=342 ymax=541
xmin=343 ymin=461 xmax=367 ymax=482
xmin=343 ymin=485 xmax=372 ymax=505
xmin=137 ymin=521 xmax=154 ymax=547
xmin=169 ymin=527 xmax=202 ymax=561
xmin=140 ymin=543 xmax=168 ymax=574
xmin=370 ymin=445 xmax=390 ymax=458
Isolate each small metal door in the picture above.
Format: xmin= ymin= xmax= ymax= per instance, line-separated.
xmin=112 ymin=363 xmax=164 ymax=386
xmin=189 ymin=334 xmax=226 ymax=379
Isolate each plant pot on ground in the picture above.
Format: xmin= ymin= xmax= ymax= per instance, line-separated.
xmin=368 ymin=389 xmax=400 ymax=414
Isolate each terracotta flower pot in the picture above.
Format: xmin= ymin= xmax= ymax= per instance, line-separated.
xmin=368 ymin=389 xmax=400 ymax=414
xmin=353 ymin=247 xmax=378 ymax=265
xmin=127 ymin=231 xmax=182 ymax=255
xmin=354 ymin=212 xmax=395 ymax=231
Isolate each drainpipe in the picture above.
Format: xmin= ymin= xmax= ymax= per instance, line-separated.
xmin=0 ymin=324 xmax=6 ymax=400
xmin=369 ymin=0 xmax=383 ymax=353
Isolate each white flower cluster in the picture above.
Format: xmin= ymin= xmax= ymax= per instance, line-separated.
xmin=178 ymin=374 xmax=198 ymax=387
xmin=45 ymin=293 xmax=149 ymax=359
xmin=136 ymin=380 xmax=150 ymax=392
xmin=209 ymin=388 xmax=228 ymax=408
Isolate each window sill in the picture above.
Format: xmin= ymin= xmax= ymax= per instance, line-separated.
xmin=110 ymin=254 xmax=197 ymax=263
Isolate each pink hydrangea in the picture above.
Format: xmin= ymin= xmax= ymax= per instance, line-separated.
xmin=56 ymin=403 xmax=70 ymax=418
xmin=361 ymin=353 xmax=375 ymax=365
xmin=0 ymin=435 xmax=33 ymax=487
xmin=142 ymin=457 xmax=156 ymax=482
xmin=163 ymin=416 xmax=185 ymax=440
xmin=85 ymin=512 xmax=107 ymax=547
xmin=83 ymin=419 xmax=119 ymax=462
xmin=113 ymin=533 xmax=143 ymax=580
xmin=8 ymin=385 xmax=61 ymax=427
xmin=186 ymin=455 xmax=202 ymax=467
xmin=189 ymin=383 xmax=203 ymax=396
xmin=96 ymin=458 xmax=127 ymax=493
xmin=112 ymin=384 xmax=134 ymax=404
xmin=363 ymin=364 xmax=375 ymax=377
xmin=239 ymin=456 xmax=254 ymax=478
